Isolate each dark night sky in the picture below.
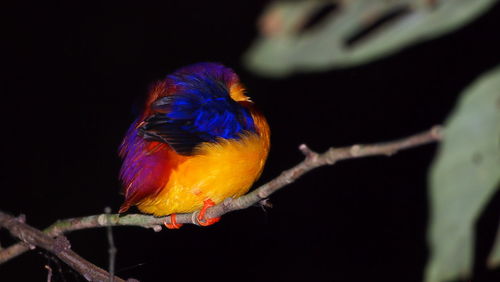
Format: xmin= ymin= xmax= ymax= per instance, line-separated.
xmin=2 ymin=1 xmax=500 ymax=281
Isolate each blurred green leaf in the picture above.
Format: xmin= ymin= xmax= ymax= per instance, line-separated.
xmin=244 ymin=0 xmax=497 ymax=77
xmin=426 ymin=66 xmax=500 ymax=282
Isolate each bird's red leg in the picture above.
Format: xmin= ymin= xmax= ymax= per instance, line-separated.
xmin=197 ymin=199 xmax=220 ymax=226
xmin=164 ymin=214 xmax=183 ymax=229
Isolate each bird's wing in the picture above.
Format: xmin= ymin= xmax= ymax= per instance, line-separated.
xmin=139 ymin=91 xmax=255 ymax=156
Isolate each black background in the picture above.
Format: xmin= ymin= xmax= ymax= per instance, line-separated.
xmin=2 ymin=1 xmax=500 ymax=281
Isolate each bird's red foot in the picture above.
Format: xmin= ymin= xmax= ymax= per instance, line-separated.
xmin=197 ymin=199 xmax=220 ymax=226
xmin=164 ymin=214 xmax=183 ymax=229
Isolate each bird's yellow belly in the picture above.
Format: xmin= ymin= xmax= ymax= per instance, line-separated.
xmin=137 ymin=133 xmax=268 ymax=216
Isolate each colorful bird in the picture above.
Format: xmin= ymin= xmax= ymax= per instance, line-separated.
xmin=118 ymin=63 xmax=270 ymax=228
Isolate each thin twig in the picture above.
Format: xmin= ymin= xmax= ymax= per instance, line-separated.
xmin=0 ymin=125 xmax=442 ymax=265
xmin=0 ymin=212 xmax=126 ymax=282
xmin=45 ymin=265 xmax=53 ymax=282
xmin=105 ymin=207 xmax=117 ymax=282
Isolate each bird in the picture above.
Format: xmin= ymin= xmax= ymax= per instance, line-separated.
xmin=118 ymin=63 xmax=270 ymax=228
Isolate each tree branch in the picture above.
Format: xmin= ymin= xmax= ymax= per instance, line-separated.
xmin=0 ymin=212 xmax=127 ymax=282
xmin=0 ymin=125 xmax=442 ymax=266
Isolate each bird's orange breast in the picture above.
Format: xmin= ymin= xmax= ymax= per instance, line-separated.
xmin=136 ymin=128 xmax=269 ymax=216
